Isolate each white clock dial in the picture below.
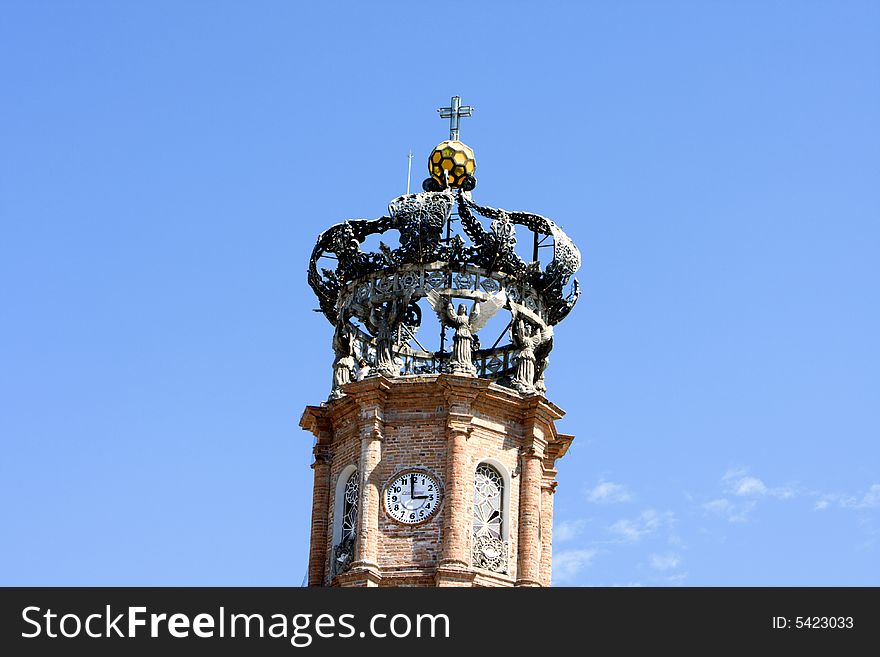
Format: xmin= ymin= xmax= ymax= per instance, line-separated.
xmin=384 ymin=470 xmax=442 ymax=524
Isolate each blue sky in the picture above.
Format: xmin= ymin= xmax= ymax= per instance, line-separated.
xmin=1 ymin=1 xmax=878 ymax=586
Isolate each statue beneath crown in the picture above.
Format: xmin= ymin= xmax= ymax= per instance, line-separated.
xmin=426 ymin=289 xmax=506 ymax=376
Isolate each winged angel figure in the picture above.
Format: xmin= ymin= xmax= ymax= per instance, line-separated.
xmin=329 ymin=312 xmax=356 ymax=400
xmin=366 ymin=290 xmax=413 ymax=377
xmin=427 ymin=289 xmax=507 ymax=376
xmin=510 ymin=307 xmax=553 ymax=394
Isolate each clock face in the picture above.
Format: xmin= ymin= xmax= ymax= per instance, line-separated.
xmin=384 ymin=470 xmax=442 ymax=525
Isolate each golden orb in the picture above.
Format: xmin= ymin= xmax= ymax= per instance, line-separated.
xmin=427 ymin=140 xmax=476 ymax=189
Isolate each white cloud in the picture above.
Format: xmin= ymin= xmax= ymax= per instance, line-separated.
xmin=586 ymin=481 xmax=633 ymax=504
xmin=649 ymin=553 xmax=681 ymax=571
xmin=703 ymin=498 xmax=732 ymax=514
xmin=555 ymin=519 xmax=587 ymax=542
xmin=710 ymin=472 xmax=878 ymax=519
xmin=663 ymin=572 xmax=689 ymax=585
xmin=733 ymin=476 xmax=768 ymax=497
xmin=814 ymin=484 xmax=880 ymax=511
xmin=607 ymin=509 xmax=673 ymax=543
xmin=776 ymin=485 xmax=798 ymax=499
xmin=845 ymin=484 xmax=880 ymax=509
xmin=702 ymin=497 xmax=756 ymax=523
xmin=863 ymin=485 xmax=880 ymax=507
xmin=553 ymin=549 xmax=600 ymax=583
xmin=718 ymin=467 xmax=798 ymax=510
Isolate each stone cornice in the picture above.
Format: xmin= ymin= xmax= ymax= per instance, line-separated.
xmin=546 ymin=432 xmax=574 ymax=462
xmin=321 ymin=372 xmax=566 ymax=414
xmin=303 ymin=374 xmax=572 ymax=459
xmin=343 ymin=375 xmax=392 ymax=406
xmin=298 ymin=405 xmax=331 ymax=437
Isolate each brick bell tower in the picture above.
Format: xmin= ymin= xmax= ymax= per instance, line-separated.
xmin=299 ymin=96 xmax=581 ymax=587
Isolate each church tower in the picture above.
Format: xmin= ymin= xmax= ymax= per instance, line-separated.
xmin=299 ymin=97 xmax=581 ymax=587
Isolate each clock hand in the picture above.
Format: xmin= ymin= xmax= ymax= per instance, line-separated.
xmin=412 ymin=476 xmax=429 ymax=499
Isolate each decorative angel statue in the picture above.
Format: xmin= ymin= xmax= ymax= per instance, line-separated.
xmin=533 ymin=330 xmax=554 ymax=394
xmin=427 ymin=289 xmax=506 ymax=376
xmin=329 ymin=313 xmax=356 ymax=400
xmin=510 ymin=308 xmax=553 ymax=394
xmin=366 ymin=290 xmax=413 ymax=377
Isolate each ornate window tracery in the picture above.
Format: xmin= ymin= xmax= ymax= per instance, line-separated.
xmin=342 ymin=470 xmax=359 ymax=539
xmin=333 ymin=469 xmax=358 ymax=575
xmin=472 ymin=463 xmax=508 ymax=573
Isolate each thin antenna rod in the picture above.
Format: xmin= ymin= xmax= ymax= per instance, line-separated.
xmin=406 ymin=150 xmax=413 ymax=194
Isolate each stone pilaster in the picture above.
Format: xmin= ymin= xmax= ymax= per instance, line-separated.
xmin=307 ymin=443 xmax=333 ymax=586
xmin=439 ymin=425 xmax=470 ymax=569
xmin=299 ymin=408 xmax=334 ymax=587
xmin=346 ymin=380 xmax=389 ymax=586
xmin=516 ymin=446 xmax=544 ymax=586
xmin=539 ymin=477 xmax=557 ymax=587
xmin=541 ymin=432 xmax=573 ymax=587
xmin=436 ymin=376 xmax=483 ymax=586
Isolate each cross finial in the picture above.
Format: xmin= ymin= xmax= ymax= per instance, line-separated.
xmin=437 ymin=95 xmax=474 ymax=142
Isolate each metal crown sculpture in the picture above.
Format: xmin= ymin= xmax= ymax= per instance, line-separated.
xmin=308 ymin=96 xmax=581 ymax=401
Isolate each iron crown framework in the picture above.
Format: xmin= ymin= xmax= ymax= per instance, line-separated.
xmin=308 ymin=186 xmax=581 ymax=399
xmin=307 ymin=102 xmax=581 ymax=400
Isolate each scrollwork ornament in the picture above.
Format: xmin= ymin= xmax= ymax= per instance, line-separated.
xmin=472 ymin=533 xmax=508 ymax=573
xmin=334 ymin=534 xmax=355 ymax=575
xmin=307 ymin=187 xmax=581 ymax=397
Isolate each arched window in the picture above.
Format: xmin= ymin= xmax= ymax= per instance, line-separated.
xmin=473 ymin=462 xmax=508 ymax=573
xmin=341 ymin=470 xmax=359 ymax=541
xmin=332 ymin=467 xmax=358 ymax=575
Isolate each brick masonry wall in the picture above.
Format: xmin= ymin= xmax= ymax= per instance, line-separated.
xmin=300 ymin=374 xmax=573 ymax=587
xmin=377 ymin=392 xmax=447 ymax=575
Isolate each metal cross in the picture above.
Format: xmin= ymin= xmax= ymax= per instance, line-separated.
xmin=437 ymin=95 xmax=474 ymax=142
